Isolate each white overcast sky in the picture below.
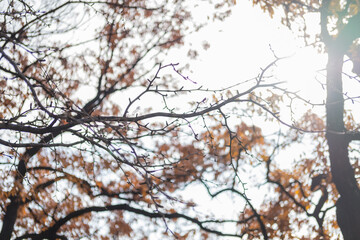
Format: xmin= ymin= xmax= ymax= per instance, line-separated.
xmin=159 ymin=0 xmax=330 ymax=228
xmin=171 ymin=1 xmax=328 ymax=107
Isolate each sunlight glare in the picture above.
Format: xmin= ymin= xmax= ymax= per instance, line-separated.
xmin=275 ymin=47 xmax=327 ymax=102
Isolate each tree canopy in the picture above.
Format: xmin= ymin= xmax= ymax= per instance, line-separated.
xmin=1 ymin=0 xmax=360 ymax=239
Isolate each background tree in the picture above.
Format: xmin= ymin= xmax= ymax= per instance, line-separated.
xmin=248 ymin=0 xmax=360 ymax=239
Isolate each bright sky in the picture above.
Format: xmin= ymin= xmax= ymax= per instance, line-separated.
xmin=182 ymin=1 xmax=327 ymax=109
xmin=159 ymin=1 xmax=330 ymax=236
xmin=160 ymin=1 xmax=330 ymax=137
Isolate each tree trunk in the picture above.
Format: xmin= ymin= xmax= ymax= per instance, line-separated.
xmin=0 ymin=197 xmax=20 ymax=240
xmin=326 ymin=47 xmax=360 ymax=239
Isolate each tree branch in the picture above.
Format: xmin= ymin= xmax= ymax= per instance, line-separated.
xmin=16 ymin=203 xmax=245 ymax=240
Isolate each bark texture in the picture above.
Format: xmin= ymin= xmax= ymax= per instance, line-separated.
xmin=326 ymin=47 xmax=360 ymax=240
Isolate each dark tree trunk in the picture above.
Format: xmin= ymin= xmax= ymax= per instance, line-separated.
xmin=0 ymin=197 xmax=20 ymax=240
xmin=326 ymin=47 xmax=360 ymax=239
xmin=0 ymin=134 xmax=61 ymax=239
